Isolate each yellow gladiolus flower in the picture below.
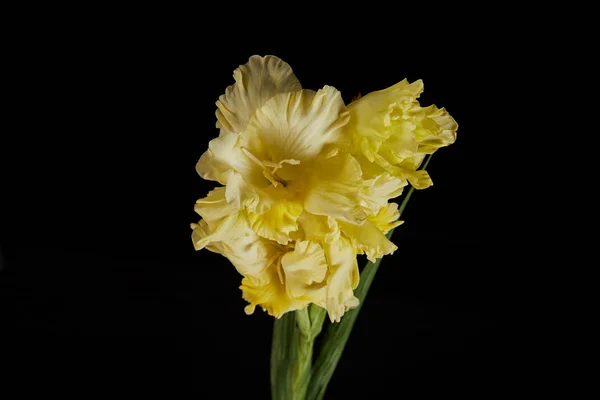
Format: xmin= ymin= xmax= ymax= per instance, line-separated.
xmin=346 ymin=79 xmax=458 ymax=190
xmin=191 ymin=55 xmax=456 ymax=322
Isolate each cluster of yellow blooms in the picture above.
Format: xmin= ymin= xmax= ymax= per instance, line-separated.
xmin=191 ymin=56 xmax=457 ymax=322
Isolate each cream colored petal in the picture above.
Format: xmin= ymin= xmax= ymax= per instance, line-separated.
xmin=216 ymin=55 xmax=301 ymax=134
xmin=398 ymin=153 xmax=427 ymax=171
xmin=304 ymin=154 xmax=367 ymax=224
xmin=245 ymin=86 xmax=350 ymax=163
xmin=368 ymin=202 xmax=404 ymax=234
xmin=414 ymin=106 xmax=458 ymax=153
xmin=379 ymin=121 xmax=419 ymax=163
xmin=191 ymin=215 xmax=281 ymax=278
xmin=190 ymin=188 xmax=248 ymax=252
xmin=374 ymin=153 xmax=433 ymax=189
xmin=189 ymin=211 xmax=244 ymax=251
xmin=195 ymin=131 xmax=258 ymax=185
xmin=339 ymin=220 xmax=397 ymax=263
xmin=323 ymin=236 xmax=360 ymax=323
xmin=240 ymin=259 xmax=310 ymax=318
xmin=224 ymin=169 xmax=261 ymax=210
xmin=343 ymin=78 xmax=457 ymax=191
xmin=245 ymin=185 xmax=304 ymax=245
xmin=296 ymin=212 xmax=340 ymax=244
xmin=360 ymin=171 xmax=404 ymax=215
xmin=193 ymin=187 xmax=239 ymax=223
xmin=281 ymin=240 xmax=328 ymax=298
xmin=347 ymin=79 xmax=424 ymax=162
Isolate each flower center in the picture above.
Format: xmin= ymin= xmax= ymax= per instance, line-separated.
xmin=241 ymin=147 xmax=300 ymax=188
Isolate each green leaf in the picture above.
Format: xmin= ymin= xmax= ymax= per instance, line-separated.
xmin=306 ymin=155 xmax=433 ymax=400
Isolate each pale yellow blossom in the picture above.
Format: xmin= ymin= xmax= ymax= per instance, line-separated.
xmin=191 ymin=56 xmax=456 ymax=322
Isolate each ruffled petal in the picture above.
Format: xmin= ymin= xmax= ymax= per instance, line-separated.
xmin=195 ymin=131 xmax=258 ymax=185
xmin=193 ymin=187 xmax=238 ymax=223
xmin=240 ymin=257 xmax=310 ymax=318
xmin=323 ymin=236 xmax=360 ymax=323
xmin=191 ymin=216 xmax=280 ymax=278
xmin=296 ymin=212 xmax=340 ymax=244
xmin=304 ymin=154 xmax=367 ymax=224
xmin=414 ymin=106 xmax=458 ymax=153
xmin=347 ymin=79 xmax=424 ymax=162
xmin=245 ymin=86 xmax=350 ymax=164
xmin=360 ymin=171 xmax=404 ymax=215
xmin=281 ymin=240 xmax=328 ymax=299
xmin=246 ymin=185 xmax=304 ymax=245
xmin=216 ymin=55 xmax=302 ymax=134
xmin=374 ymin=153 xmax=433 ymax=189
xmin=339 ymin=220 xmax=397 ymax=262
xmin=345 ymin=78 xmax=457 ymax=191
xmin=368 ymin=202 xmax=404 ymax=234
xmin=190 ymin=213 xmax=244 ymax=252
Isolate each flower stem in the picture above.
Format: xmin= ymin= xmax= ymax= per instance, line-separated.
xmin=305 ymin=155 xmax=433 ymax=400
xmin=271 ymin=312 xmax=297 ymax=399
xmin=271 ymin=305 xmax=328 ymax=400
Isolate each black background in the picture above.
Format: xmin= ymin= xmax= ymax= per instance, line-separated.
xmin=1 ymin=11 xmax=516 ymax=398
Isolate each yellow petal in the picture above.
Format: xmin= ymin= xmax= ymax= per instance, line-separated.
xmin=374 ymin=153 xmax=433 ymax=189
xmin=195 ymin=131 xmax=257 ymax=185
xmin=191 ymin=216 xmax=281 ymax=278
xmin=368 ymin=202 xmax=404 ymax=234
xmin=347 ymin=79 xmax=424 ymax=162
xmin=338 ymin=220 xmax=397 ymax=263
xmin=246 ymin=186 xmax=304 ymax=245
xmin=240 ymin=255 xmax=309 ymax=318
xmin=224 ymin=169 xmax=262 ymax=210
xmin=323 ymin=236 xmax=360 ymax=323
xmin=190 ymin=213 xmax=244 ymax=251
xmin=245 ymin=86 xmax=350 ymax=163
xmin=360 ymin=171 xmax=404 ymax=215
xmin=345 ymin=78 xmax=457 ymax=191
xmin=193 ymin=186 xmax=238 ymax=223
xmin=281 ymin=240 xmax=328 ymax=298
xmin=216 ymin=55 xmax=301 ymax=134
xmin=304 ymin=154 xmax=367 ymax=224
xmin=414 ymin=106 xmax=458 ymax=153
xmin=296 ymin=212 xmax=340 ymax=244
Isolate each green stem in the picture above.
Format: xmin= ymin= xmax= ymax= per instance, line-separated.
xmin=271 ymin=305 xmax=329 ymax=400
xmin=293 ymin=308 xmax=313 ymax=399
xmin=271 ymin=312 xmax=297 ymax=399
xmin=306 ymin=155 xmax=433 ymax=400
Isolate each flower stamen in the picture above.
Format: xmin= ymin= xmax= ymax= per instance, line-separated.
xmin=242 ymin=147 xmax=294 ymax=187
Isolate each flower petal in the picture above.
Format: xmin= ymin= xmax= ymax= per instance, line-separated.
xmin=246 ymin=186 xmax=304 ymax=245
xmin=368 ymin=202 xmax=404 ymax=234
xmin=216 ymin=55 xmax=301 ymax=134
xmin=360 ymin=171 xmax=404 ymax=215
xmin=193 ymin=186 xmax=238 ymax=223
xmin=240 ymin=258 xmax=310 ymax=318
xmin=281 ymin=240 xmax=328 ymax=299
xmin=296 ymin=212 xmax=340 ymax=244
xmin=414 ymin=106 xmax=458 ymax=153
xmin=374 ymin=153 xmax=433 ymax=189
xmin=195 ymin=131 xmax=258 ymax=185
xmin=344 ymin=78 xmax=456 ymax=191
xmin=245 ymin=86 xmax=350 ymax=163
xmin=347 ymin=79 xmax=424 ymax=162
xmin=323 ymin=236 xmax=360 ymax=323
xmin=339 ymin=220 xmax=397 ymax=262
xmin=190 ymin=213 xmax=244 ymax=252
xmin=191 ymin=216 xmax=281 ymax=278
xmin=304 ymin=154 xmax=367 ymax=224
